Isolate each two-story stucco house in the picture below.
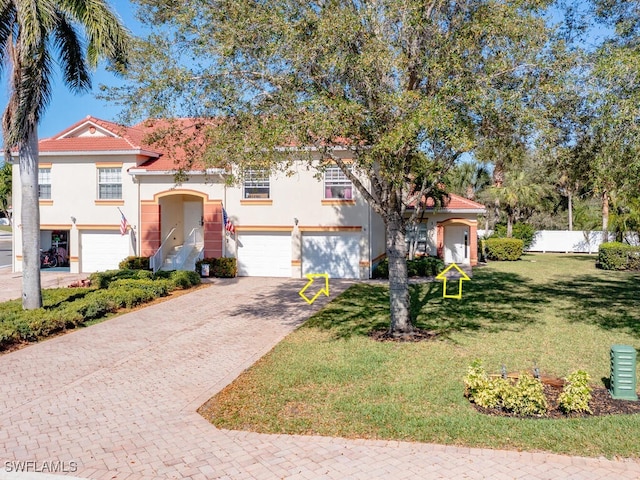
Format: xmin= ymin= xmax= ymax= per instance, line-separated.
xmin=10 ymin=116 xmax=485 ymax=277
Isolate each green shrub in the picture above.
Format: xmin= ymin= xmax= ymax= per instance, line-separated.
xmin=73 ymin=291 xmax=119 ymax=319
xmin=196 ymin=257 xmax=237 ymax=278
xmin=484 ymin=238 xmax=524 ymax=261
xmin=170 ymin=270 xmax=201 ymax=289
xmin=118 ymin=256 xmax=151 ymax=270
xmin=464 ymin=362 xmax=547 ymax=416
xmin=372 ymin=258 xmax=389 ymax=279
xmin=502 ymin=373 xmax=548 ymax=417
xmin=597 ymin=242 xmax=640 ymax=270
xmin=372 ymin=256 xmax=444 ymax=279
xmin=493 ymin=223 xmax=537 ymax=250
xmin=213 ymin=257 xmax=237 ymax=278
xmin=413 ymin=256 xmax=445 ymax=276
xmin=108 ymin=278 xmax=172 ymax=297
xmin=558 ymin=370 xmax=593 ymax=414
xmin=107 ymin=287 xmax=156 ymax=309
xmin=463 ymin=360 xmax=491 ymax=400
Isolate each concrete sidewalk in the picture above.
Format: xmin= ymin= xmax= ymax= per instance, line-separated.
xmin=1 ymin=276 xmax=639 ymax=479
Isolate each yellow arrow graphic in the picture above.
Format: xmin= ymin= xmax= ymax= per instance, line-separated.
xmin=299 ymin=273 xmax=330 ymax=304
xmin=435 ymin=263 xmax=470 ymax=300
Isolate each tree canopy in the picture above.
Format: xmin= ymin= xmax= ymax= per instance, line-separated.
xmin=110 ymin=0 xmax=570 ymax=334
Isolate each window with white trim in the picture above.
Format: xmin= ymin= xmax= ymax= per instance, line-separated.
xmin=98 ymin=167 xmax=122 ymax=199
xmin=243 ymin=169 xmax=270 ymax=198
xmin=38 ymin=168 xmax=51 ymax=199
xmin=323 ymin=165 xmax=353 ymax=199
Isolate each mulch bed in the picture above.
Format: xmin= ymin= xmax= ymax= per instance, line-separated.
xmin=369 ymin=328 xmax=439 ymax=342
xmin=473 ymin=383 xmax=640 ymax=419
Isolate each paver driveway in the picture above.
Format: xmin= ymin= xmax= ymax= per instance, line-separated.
xmin=1 ymin=277 xmax=640 ymax=480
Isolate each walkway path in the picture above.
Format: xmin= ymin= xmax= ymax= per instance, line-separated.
xmin=1 ymin=277 xmax=639 ymax=479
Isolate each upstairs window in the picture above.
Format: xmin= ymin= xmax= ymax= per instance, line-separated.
xmin=98 ymin=167 xmax=122 ymax=199
xmin=243 ymin=169 xmax=270 ymax=199
xmin=38 ymin=168 xmax=51 ymax=199
xmin=324 ymin=165 xmax=352 ymax=199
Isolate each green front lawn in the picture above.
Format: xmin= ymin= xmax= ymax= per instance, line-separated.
xmin=200 ymin=254 xmax=640 ymax=458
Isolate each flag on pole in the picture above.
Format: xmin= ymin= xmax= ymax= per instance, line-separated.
xmin=222 ymin=208 xmax=235 ymax=234
xmin=118 ymin=208 xmax=128 ymax=235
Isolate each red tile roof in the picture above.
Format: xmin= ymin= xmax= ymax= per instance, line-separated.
xmin=38 ymin=116 xmax=158 ymax=155
xmin=424 ymin=194 xmax=486 ymax=211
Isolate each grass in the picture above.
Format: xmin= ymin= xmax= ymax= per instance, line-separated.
xmin=199 ymin=253 xmax=640 ymax=459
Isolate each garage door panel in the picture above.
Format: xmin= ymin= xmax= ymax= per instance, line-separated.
xmin=237 ymin=233 xmax=291 ymax=277
xmin=81 ymin=232 xmax=131 ymax=273
xmin=302 ymin=234 xmax=360 ymax=279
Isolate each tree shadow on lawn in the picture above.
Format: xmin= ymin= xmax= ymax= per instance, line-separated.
xmin=305 ymin=270 xmax=547 ymax=339
xmin=531 ymin=273 xmax=640 ymax=337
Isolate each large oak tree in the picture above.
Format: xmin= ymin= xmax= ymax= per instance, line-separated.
xmin=114 ymin=0 xmax=564 ymax=335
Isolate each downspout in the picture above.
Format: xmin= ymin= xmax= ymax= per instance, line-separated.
xmin=136 ymin=175 xmax=141 ymax=256
xmin=222 ymin=183 xmax=227 ymax=258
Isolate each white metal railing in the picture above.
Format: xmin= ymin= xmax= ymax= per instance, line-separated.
xmin=171 ymin=228 xmax=203 ymax=270
xmin=150 ymin=227 xmax=176 ymax=273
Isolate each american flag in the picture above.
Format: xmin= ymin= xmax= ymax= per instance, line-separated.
xmin=222 ymin=208 xmax=235 ymax=234
xmin=119 ymin=209 xmax=128 ymax=236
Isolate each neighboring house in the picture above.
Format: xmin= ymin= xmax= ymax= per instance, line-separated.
xmin=10 ymin=116 xmax=485 ymax=278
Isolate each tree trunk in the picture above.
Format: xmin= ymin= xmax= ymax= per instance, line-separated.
xmin=386 ymin=213 xmax=412 ymax=336
xmin=506 ymin=213 xmax=514 ymax=237
xmin=20 ymin=125 xmax=42 ymax=310
xmin=601 ymin=190 xmax=609 ymax=244
xmin=568 ymin=190 xmax=573 ymax=231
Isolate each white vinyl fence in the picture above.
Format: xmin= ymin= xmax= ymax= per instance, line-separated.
xmin=478 ymin=230 xmax=640 ymax=254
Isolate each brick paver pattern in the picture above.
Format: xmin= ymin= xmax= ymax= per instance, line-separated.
xmin=1 ymin=277 xmax=640 ymax=479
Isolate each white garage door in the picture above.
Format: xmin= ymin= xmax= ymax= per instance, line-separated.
xmin=81 ymin=232 xmax=131 ymax=273
xmin=302 ymin=233 xmax=360 ymax=279
xmin=237 ymin=233 xmax=291 ymax=277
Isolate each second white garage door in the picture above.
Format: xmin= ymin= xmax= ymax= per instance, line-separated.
xmin=302 ymin=233 xmax=361 ymax=279
xmin=81 ymin=231 xmax=131 ymax=273
xmin=237 ymin=233 xmax=292 ymax=277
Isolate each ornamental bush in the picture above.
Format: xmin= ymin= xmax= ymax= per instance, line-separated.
xmin=464 ymin=361 xmax=547 ymax=416
xmin=118 ymin=256 xmax=151 ymax=270
xmin=373 ymin=256 xmax=444 ymax=279
xmin=484 ymin=238 xmax=524 ymax=261
xmin=598 ymin=242 xmax=640 ymax=270
xmin=195 ymin=257 xmax=238 ymax=278
xmin=558 ymin=370 xmax=593 ymax=414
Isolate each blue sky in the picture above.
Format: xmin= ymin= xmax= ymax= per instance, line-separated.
xmin=0 ymin=2 xmax=612 ymax=141
xmin=0 ymin=0 xmax=143 ymax=140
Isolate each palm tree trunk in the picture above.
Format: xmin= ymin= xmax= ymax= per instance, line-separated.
xmin=506 ymin=214 xmax=514 ymax=238
xmin=387 ymin=213 xmax=412 ymax=336
xmin=20 ymin=125 xmax=42 ymax=309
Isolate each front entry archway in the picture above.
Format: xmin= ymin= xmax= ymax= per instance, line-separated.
xmin=437 ymin=218 xmax=479 ymax=266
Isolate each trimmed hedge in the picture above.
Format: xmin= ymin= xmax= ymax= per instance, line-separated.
xmin=0 ymin=269 xmax=201 ymax=351
xmin=196 ymin=257 xmax=238 ymax=278
xmin=118 ymin=256 xmax=151 ymax=270
xmin=484 ymin=238 xmax=524 ymax=261
xmin=372 ymin=256 xmax=445 ymax=279
xmin=597 ymin=242 xmax=640 ymax=270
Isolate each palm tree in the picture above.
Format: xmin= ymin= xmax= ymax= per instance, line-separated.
xmin=489 ymin=171 xmax=546 ymax=237
xmin=1 ymin=0 xmax=129 ymax=309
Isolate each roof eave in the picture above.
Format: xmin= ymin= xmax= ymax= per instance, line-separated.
xmin=36 ymin=149 xmax=160 ymax=157
xmin=128 ymin=168 xmax=228 ymax=176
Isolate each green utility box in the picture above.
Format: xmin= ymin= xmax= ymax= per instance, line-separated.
xmin=610 ymin=345 xmax=638 ymax=401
